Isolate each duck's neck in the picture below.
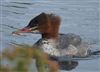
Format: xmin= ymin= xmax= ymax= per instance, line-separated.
xmin=42 ymin=33 xmax=58 ymax=39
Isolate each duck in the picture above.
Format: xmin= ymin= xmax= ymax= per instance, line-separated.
xmin=12 ymin=12 xmax=92 ymax=71
xmin=12 ymin=12 xmax=90 ymax=58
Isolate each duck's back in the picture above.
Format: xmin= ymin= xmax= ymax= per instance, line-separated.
xmin=58 ymin=33 xmax=81 ymax=49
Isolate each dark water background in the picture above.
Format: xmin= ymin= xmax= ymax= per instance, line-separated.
xmin=0 ymin=0 xmax=100 ymax=72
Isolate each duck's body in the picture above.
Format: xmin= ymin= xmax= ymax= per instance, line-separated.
xmin=34 ymin=33 xmax=82 ymax=57
xmin=13 ymin=12 xmax=90 ymax=57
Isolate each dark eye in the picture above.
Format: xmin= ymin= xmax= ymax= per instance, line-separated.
xmin=34 ymin=20 xmax=38 ymax=24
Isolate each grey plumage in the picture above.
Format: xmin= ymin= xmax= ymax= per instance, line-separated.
xmin=33 ymin=33 xmax=90 ymax=57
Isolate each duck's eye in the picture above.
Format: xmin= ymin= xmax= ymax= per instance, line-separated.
xmin=32 ymin=20 xmax=38 ymax=27
xmin=34 ymin=20 xmax=38 ymax=24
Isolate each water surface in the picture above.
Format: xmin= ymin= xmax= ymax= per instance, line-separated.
xmin=0 ymin=0 xmax=100 ymax=72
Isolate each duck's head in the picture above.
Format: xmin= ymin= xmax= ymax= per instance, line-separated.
xmin=12 ymin=12 xmax=61 ymax=38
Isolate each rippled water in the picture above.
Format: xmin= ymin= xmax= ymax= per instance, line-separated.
xmin=0 ymin=0 xmax=100 ymax=72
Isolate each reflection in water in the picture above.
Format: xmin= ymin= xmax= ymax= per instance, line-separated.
xmin=49 ymin=56 xmax=78 ymax=71
xmin=49 ymin=50 xmax=100 ymax=71
xmin=59 ymin=61 xmax=78 ymax=71
xmin=59 ymin=50 xmax=100 ymax=71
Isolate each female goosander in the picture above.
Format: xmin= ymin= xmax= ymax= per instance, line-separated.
xmin=12 ymin=12 xmax=90 ymax=58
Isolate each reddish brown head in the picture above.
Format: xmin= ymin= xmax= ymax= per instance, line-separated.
xmin=12 ymin=13 xmax=61 ymax=39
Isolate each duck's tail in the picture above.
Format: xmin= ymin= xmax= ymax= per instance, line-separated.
xmin=90 ymin=50 xmax=100 ymax=55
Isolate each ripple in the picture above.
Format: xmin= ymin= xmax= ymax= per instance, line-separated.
xmin=3 ymin=5 xmax=27 ymax=9
xmin=2 ymin=10 xmax=25 ymax=15
xmin=11 ymin=11 xmax=25 ymax=14
xmin=58 ymin=54 xmax=100 ymax=61
xmin=10 ymin=2 xmax=34 ymax=5
xmin=2 ymin=24 xmax=18 ymax=29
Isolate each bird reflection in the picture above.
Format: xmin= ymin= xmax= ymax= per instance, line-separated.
xmin=59 ymin=61 xmax=78 ymax=71
xmin=49 ymin=56 xmax=78 ymax=71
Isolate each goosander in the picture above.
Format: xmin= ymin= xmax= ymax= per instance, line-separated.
xmin=12 ymin=12 xmax=90 ymax=58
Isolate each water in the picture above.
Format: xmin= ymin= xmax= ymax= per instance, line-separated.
xmin=0 ymin=0 xmax=100 ymax=72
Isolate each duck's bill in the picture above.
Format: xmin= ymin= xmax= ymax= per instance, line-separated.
xmin=12 ymin=27 xmax=39 ymax=35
